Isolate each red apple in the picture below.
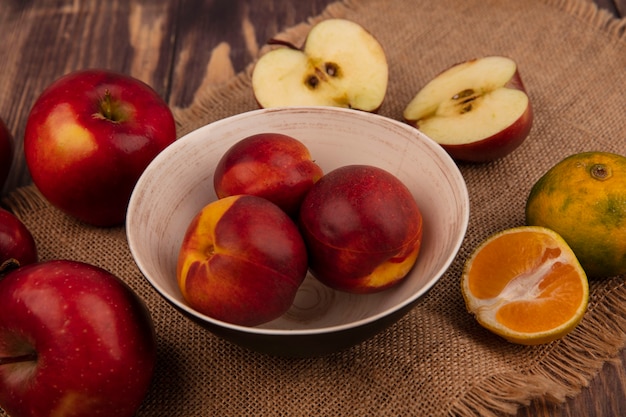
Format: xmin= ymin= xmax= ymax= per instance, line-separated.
xmin=0 ymin=260 xmax=156 ymax=417
xmin=213 ymin=133 xmax=324 ymax=217
xmin=177 ymin=195 xmax=308 ymax=326
xmin=0 ymin=117 xmax=13 ymax=192
xmin=403 ymin=56 xmax=533 ymax=163
xmin=0 ymin=208 xmax=37 ymax=275
xmin=251 ymin=19 xmax=388 ymax=111
xmin=299 ymin=165 xmax=423 ymax=293
xmin=24 ymin=69 xmax=177 ymax=227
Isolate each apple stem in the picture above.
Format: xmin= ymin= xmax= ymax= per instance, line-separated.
xmin=97 ymin=90 xmax=124 ymax=123
xmin=0 ymin=352 xmax=37 ymax=366
xmin=101 ymin=90 xmax=114 ymax=119
xmin=0 ymin=258 xmax=21 ymax=277
xmin=267 ymin=38 xmax=299 ymax=49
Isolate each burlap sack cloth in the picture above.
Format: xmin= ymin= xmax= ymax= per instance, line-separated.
xmin=3 ymin=0 xmax=626 ymax=415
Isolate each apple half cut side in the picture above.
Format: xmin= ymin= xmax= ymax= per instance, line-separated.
xmin=403 ymin=56 xmax=533 ymax=163
xmin=251 ymin=19 xmax=388 ymax=112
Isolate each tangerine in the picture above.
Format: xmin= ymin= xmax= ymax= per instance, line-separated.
xmin=525 ymin=151 xmax=626 ymax=278
xmin=461 ymin=226 xmax=588 ymax=345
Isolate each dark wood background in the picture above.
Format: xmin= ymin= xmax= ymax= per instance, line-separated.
xmin=0 ymin=1 xmax=625 ymax=416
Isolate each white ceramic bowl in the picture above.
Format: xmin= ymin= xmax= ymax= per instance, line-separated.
xmin=126 ymin=107 xmax=469 ymax=357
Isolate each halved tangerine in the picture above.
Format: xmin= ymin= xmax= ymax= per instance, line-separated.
xmin=461 ymin=226 xmax=589 ymax=345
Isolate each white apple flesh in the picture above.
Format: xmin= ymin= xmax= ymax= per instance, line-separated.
xmin=403 ymin=56 xmax=533 ymax=163
xmin=252 ymin=19 xmax=388 ymax=111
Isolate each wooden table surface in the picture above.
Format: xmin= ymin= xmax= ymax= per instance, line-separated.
xmin=1 ymin=1 xmax=625 ymax=416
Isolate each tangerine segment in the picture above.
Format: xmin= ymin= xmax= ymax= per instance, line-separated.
xmin=461 ymin=226 xmax=589 ymax=345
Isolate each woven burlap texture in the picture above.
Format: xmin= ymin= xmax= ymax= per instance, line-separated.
xmin=4 ymin=0 xmax=626 ymax=415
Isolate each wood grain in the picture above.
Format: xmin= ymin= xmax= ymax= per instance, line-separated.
xmin=0 ymin=1 xmax=625 ymax=415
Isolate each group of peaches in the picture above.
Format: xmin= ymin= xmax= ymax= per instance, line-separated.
xmin=177 ymin=132 xmax=424 ymax=327
xmin=183 ymin=18 xmax=532 ymax=326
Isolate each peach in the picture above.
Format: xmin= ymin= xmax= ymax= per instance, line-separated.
xmin=213 ymin=133 xmax=323 ymax=217
xmin=177 ymin=194 xmax=308 ymax=326
xmin=298 ymin=165 xmax=423 ymax=293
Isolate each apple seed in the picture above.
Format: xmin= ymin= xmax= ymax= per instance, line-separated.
xmin=451 ymin=88 xmax=481 ymax=114
xmin=324 ymin=62 xmax=340 ymax=77
xmin=452 ymin=89 xmax=475 ymax=100
xmin=305 ymin=62 xmax=342 ymax=90
xmin=306 ymin=74 xmax=320 ymax=89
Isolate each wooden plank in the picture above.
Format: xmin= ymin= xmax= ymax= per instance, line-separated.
xmin=0 ymin=0 xmax=179 ymax=196
xmin=168 ymin=0 xmax=337 ymax=108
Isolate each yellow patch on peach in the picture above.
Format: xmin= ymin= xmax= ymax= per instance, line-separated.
xmin=361 ymin=242 xmax=421 ymax=290
xmin=176 ymin=196 xmax=237 ymax=299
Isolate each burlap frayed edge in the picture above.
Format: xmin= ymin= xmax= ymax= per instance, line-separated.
xmin=545 ymin=0 xmax=626 ymax=41
xmin=449 ymin=283 xmax=626 ymax=416
xmin=1 ymin=185 xmax=47 ymax=215
xmin=168 ymin=0 xmax=626 ymax=415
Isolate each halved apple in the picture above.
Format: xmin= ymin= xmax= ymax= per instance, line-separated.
xmin=251 ymin=19 xmax=388 ymax=112
xmin=403 ymin=56 xmax=533 ymax=163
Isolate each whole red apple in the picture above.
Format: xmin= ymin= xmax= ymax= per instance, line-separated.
xmin=0 ymin=260 xmax=156 ymax=417
xmin=0 ymin=208 xmax=37 ymax=275
xmin=299 ymin=165 xmax=423 ymax=293
xmin=213 ymin=133 xmax=323 ymax=217
xmin=24 ymin=69 xmax=177 ymax=227
xmin=177 ymin=194 xmax=308 ymax=326
xmin=403 ymin=56 xmax=533 ymax=163
xmin=0 ymin=117 xmax=13 ymax=192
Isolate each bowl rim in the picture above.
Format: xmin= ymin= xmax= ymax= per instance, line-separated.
xmin=127 ymin=106 xmax=470 ymax=336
